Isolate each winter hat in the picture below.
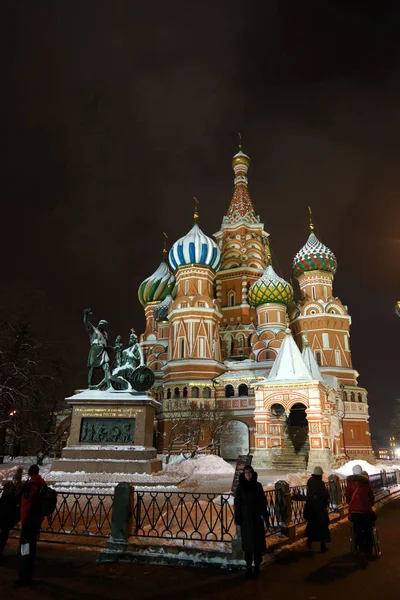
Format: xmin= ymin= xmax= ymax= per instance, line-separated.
xmin=352 ymin=464 xmax=363 ymax=475
xmin=313 ymin=466 xmax=323 ymax=476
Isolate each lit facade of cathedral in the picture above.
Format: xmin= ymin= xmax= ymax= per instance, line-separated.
xmin=138 ymin=147 xmax=374 ymax=468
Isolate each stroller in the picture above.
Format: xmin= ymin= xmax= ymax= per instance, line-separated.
xmin=350 ymin=522 xmax=381 ymax=558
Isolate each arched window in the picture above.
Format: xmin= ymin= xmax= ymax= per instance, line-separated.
xmin=191 ymin=386 xmax=199 ymax=398
xmin=238 ymin=383 xmax=248 ymax=397
xmin=358 ymin=393 xmax=363 ymax=403
xmin=167 ymin=388 xmax=171 ymax=399
xmin=174 ymin=387 xmax=180 ymax=398
xmin=225 ymin=384 xmax=235 ymax=398
xmin=203 ymin=387 xmax=211 ymax=399
xmin=228 ymin=291 xmax=235 ymax=307
xmin=265 ymin=351 xmax=270 ymax=360
xmin=315 ymin=351 xmax=321 ymax=366
xmin=183 ymin=387 xmax=188 ymax=398
xmin=350 ymin=392 xmax=355 ymax=402
xmin=343 ymin=391 xmax=348 ymax=402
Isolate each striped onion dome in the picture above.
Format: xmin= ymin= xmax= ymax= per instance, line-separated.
xmin=292 ymin=232 xmax=337 ymax=278
xmin=154 ymin=293 xmax=173 ymax=322
xmin=249 ymin=264 xmax=294 ymax=307
xmin=138 ymin=259 xmax=176 ymax=306
xmin=169 ymin=223 xmax=221 ymax=271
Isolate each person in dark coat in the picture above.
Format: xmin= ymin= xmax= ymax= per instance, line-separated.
xmin=0 ymin=481 xmax=22 ymax=557
xmin=304 ymin=466 xmax=330 ymax=553
xmin=14 ymin=464 xmax=45 ymax=587
xmin=346 ymin=464 xmax=375 ymax=558
xmin=234 ymin=465 xmax=269 ymax=578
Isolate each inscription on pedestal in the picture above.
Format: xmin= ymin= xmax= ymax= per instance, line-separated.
xmin=80 ymin=418 xmax=136 ymax=444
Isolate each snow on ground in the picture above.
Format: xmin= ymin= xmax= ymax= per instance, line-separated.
xmin=2 ymin=456 xmax=398 ymax=493
xmin=163 ymin=454 xmax=234 ymax=477
xmin=333 ymin=459 xmax=383 ymax=477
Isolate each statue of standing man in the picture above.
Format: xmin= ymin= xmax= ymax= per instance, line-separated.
xmin=83 ymin=308 xmax=110 ymax=389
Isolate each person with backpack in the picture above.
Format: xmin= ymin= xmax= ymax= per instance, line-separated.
xmin=0 ymin=480 xmax=22 ymax=558
xmin=346 ymin=464 xmax=375 ymax=559
xmin=14 ymin=464 xmax=46 ymax=587
xmin=304 ymin=466 xmax=331 ymax=553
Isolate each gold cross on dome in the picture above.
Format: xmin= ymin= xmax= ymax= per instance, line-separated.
xmin=162 ymin=231 xmax=168 ymax=256
xmin=193 ymin=197 xmax=199 ymax=223
xmin=308 ymin=206 xmax=315 ymax=232
xmin=238 ymin=131 xmax=242 ymax=151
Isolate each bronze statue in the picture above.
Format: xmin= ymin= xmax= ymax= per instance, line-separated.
xmin=82 ymin=309 xmax=154 ymax=392
xmin=112 ymin=332 xmax=146 ymax=389
xmin=83 ymin=308 xmax=111 ymax=388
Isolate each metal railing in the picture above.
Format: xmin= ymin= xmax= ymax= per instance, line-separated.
xmin=131 ymin=491 xmax=235 ymax=541
xmin=4 ymin=490 xmax=113 ymax=546
xmin=1 ymin=469 xmax=398 ymax=547
xmin=42 ymin=491 xmax=113 ymax=540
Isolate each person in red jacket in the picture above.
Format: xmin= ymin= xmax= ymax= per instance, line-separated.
xmin=14 ymin=464 xmax=45 ymax=587
xmin=345 ymin=464 xmax=375 ymax=557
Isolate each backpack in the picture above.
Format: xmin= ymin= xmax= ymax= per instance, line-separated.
xmin=38 ymin=484 xmax=58 ymax=517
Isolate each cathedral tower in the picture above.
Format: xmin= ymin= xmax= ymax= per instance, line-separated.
xmin=214 ymin=143 xmax=270 ymax=360
xmin=163 ymin=208 xmax=225 ymax=386
xmin=290 ymin=216 xmax=373 ymax=460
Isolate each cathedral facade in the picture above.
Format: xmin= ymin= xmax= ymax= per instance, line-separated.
xmin=138 ymin=148 xmax=374 ymax=469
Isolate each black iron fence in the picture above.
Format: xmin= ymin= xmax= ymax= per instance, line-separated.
xmin=132 ymin=491 xmax=234 ymax=541
xmin=0 ymin=469 xmax=398 ymax=547
xmin=4 ymin=491 xmax=113 ymax=547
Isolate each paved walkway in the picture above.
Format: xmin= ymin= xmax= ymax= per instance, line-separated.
xmin=1 ymin=496 xmax=400 ymax=599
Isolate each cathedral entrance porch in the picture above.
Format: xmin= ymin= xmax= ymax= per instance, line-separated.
xmin=270 ymin=403 xmax=309 ymax=470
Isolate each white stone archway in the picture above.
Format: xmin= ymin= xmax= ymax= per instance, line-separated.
xmin=220 ymin=420 xmax=250 ymax=460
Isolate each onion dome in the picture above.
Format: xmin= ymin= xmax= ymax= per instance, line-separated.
xmin=154 ymin=293 xmax=173 ymax=322
xmin=248 ymin=264 xmax=294 ymax=306
xmin=169 ymin=223 xmax=221 ymax=271
xmin=138 ymin=259 xmax=175 ymax=306
xmin=292 ymin=232 xmax=338 ymax=278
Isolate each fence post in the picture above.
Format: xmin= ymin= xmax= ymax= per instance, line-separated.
xmin=328 ymin=474 xmax=346 ymax=516
xmin=396 ymin=469 xmax=400 ymax=485
xmin=107 ymin=483 xmax=133 ymax=552
xmin=275 ymin=480 xmax=295 ymax=540
xmin=380 ymin=469 xmax=388 ymax=489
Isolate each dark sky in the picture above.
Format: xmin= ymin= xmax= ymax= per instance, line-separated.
xmin=4 ymin=1 xmax=400 ymax=443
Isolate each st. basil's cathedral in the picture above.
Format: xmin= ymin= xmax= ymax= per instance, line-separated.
xmin=138 ymin=145 xmax=374 ymax=469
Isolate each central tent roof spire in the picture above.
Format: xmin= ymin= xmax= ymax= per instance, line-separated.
xmin=225 ymin=135 xmax=258 ymax=225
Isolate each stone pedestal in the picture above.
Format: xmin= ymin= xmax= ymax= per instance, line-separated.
xmin=52 ymin=389 xmax=162 ymax=474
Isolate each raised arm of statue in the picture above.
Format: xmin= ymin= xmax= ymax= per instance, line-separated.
xmin=83 ymin=308 xmax=94 ymax=335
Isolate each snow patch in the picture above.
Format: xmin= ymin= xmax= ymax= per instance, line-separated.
xmin=333 ymin=460 xmax=383 ymax=477
xmin=163 ymin=454 xmax=234 ymax=478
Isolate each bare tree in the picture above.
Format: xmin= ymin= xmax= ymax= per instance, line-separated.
xmin=391 ymin=398 xmax=400 ymax=445
xmin=157 ymin=399 xmax=234 ymax=462
xmin=156 ymin=404 xmax=194 ymax=464
xmin=0 ymin=316 xmax=61 ymax=463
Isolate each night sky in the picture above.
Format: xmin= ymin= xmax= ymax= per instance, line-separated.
xmin=4 ymin=2 xmax=400 ymax=443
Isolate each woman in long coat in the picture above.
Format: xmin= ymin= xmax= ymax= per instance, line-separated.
xmin=234 ymin=465 xmax=269 ymax=578
xmin=304 ymin=466 xmax=330 ymax=552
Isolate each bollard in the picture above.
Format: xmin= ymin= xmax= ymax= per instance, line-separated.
xmin=274 ymin=480 xmax=295 ymax=540
xmin=108 ymin=482 xmax=134 ymax=552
